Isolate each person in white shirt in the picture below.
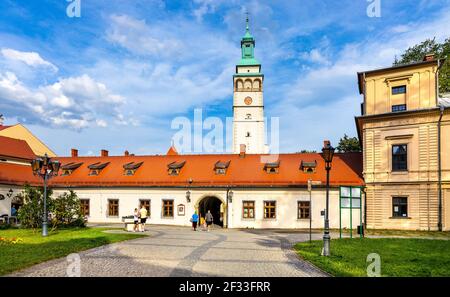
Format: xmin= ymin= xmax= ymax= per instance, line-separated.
xmin=133 ymin=208 xmax=139 ymax=232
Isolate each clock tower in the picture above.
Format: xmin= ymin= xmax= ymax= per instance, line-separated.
xmin=232 ymin=16 xmax=267 ymax=154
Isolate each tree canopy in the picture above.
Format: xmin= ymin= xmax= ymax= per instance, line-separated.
xmin=394 ymin=38 xmax=450 ymax=94
xmin=336 ymin=134 xmax=361 ymax=153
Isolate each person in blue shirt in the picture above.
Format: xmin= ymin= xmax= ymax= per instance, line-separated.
xmin=11 ymin=206 xmax=17 ymax=216
xmin=191 ymin=211 xmax=199 ymax=231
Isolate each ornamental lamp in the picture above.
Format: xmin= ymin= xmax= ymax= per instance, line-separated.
xmin=186 ymin=190 xmax=191 ymax=203
xmin=321 ymin=140 xmax=335 ymax=167
xmin=227 ymin=189 xmax=233 ymax=203
xmin=31 ymin=158 xmax=43 ymax=174
xmin=49 ymin=160 xmax=61 ymax=173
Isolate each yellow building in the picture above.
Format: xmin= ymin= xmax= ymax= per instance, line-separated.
xmin=356 ymin=56 xmax=450 ymax=231
xmin=0 ymin=124 xmax=56 ymax=157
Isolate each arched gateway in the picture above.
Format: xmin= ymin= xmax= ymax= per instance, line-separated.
xmin=196 ymin=196 xmax=225 ymax=227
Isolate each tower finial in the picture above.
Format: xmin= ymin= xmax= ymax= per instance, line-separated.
xmin=245 ymin=11 xmax=249 ymax=31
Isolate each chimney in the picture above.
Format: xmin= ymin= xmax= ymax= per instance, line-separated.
xmin=71 ymin=148 xmax=78 ymax=157
xmin=124 ymin=150 xmax=129 ymax=156
xmin=101 ymin=149 xmax=109 ymax=157
xmin=423 ymin=53 xmax=435 ymax=62
xmin=239 ymin=144 xmax=246 ymax=158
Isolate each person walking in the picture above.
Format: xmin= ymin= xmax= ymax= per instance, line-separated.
xmin=191 ymin=211 xmax=199 ymax=231
xmin=133 ymin=208 xmax=139 ymax=232
xmin=200 ymin=216 xmax=206 ymax=231
xmin=139 ymin=204 xmax=148 ymax=232
xmin=205 ymin=210 xmax=214 ymax=231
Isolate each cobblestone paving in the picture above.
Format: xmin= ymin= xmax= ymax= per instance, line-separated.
xmin=11 ymin=226 xmax=328 ymax=277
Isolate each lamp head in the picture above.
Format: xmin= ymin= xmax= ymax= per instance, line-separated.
xmin=321 ymin=140 xmax=335 ymax=164
xmin=50 ymin=160 xmax=61 ymax=175
xmin=31 ymin=158 xmax=43 ymax=174
xmin=186 ymin=190 xmax=191 ymax=202
xmin=228 ymin=189 xmax=234 ymax=202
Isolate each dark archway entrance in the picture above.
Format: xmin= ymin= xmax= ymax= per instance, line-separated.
xmin=198 ymin=196 xmax=223 ymax=227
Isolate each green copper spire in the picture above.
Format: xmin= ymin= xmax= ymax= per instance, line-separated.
xmin=238 ymin=13 xmax=260 ymax=67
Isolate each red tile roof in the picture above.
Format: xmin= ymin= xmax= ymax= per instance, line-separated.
xmin=46 ymin=152 xmax=363 ymax=188
xmin=0 ymin=162 xmax=40 ymax=186
xmin=0 ymin=125 xmax=11 ymax=131
xmin=0 ymin=135 xmax=36 ymax=161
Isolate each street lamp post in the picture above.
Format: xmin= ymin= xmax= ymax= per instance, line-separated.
xmin=320 ymin=140 xmax=335 ymax=256
xmin=31 ymin=154 xmax=60 ymax=237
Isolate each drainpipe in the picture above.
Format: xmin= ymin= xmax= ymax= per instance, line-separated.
xmin=226 ymin=188 xmax=230 ymax=229
xmin=438 ymin=104 xmax=444 ymax=231
xmin=436 ymin=58 xmax=444 ymax=231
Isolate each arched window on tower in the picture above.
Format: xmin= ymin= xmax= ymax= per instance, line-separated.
xmin=235 ymin=79 xmax=243 ymax=91
xmin=253 ymin=79 xmax=261 ymax=91
xmin=244 ymin=79 xmax=252 ymax=90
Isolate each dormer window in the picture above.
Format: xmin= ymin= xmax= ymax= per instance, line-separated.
xmin=300 ymin=160 xmax=317 ymax=173
xmin=123 ymin=161 xmax=143 ymax=176
xmin=60 ymin=162 xmax=83 ymax=176
xmin=214 ymin=160 xmax=230 ymax=175
xmin=264 ymin=161 xmax=280 ymax=174
xmin=167 ymin=161 xmax=186 ymax=176
xmin=88 ymin=162 xmax=109 ymax=176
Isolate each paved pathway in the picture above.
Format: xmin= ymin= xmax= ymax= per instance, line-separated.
xmin=11 ymin=226 xmax=328 ymax=277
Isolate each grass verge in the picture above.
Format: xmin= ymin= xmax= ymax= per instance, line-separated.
xmin=295 ymin=238 xmax=450 ymax=277
xmin=0 ymin=227 xmax=145 ymax=275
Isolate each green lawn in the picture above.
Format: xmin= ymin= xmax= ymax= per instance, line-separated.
xmin=0 ymin=227 xmax=145 ymax=275
xmin=295 ymin=238 xmax=450 ymax=277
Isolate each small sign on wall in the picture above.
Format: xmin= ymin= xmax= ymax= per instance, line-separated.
xmin=177 ymin=204 xmax=185 ymax=216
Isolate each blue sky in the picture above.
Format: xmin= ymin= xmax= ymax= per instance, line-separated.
xmin=0 ymin=0 xmax=449 ymax=156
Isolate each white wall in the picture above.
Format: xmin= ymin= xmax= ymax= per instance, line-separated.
xmin=228 ymin=188 xmax=363 ymax=229
xmin=50 ymin=187 xmax=362 ymax=229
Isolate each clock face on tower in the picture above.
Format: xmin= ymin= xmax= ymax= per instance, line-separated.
xmin=244 ymin=96 xmax=253 ymax=105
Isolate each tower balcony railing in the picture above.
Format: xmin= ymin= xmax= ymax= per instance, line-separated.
xmin=235 ymin=88 xmax=262 ymax=92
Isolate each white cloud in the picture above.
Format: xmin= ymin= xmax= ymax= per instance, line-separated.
xmin=106 ymin=14 xmax=184 ymax=57
xmin=0 ymin=72 xmax=125 ymax=130
xmin=1 ymin=48 xmax=58 ymax=72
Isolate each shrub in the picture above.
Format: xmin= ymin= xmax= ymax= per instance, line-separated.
xmin=17 ymin=185 xmax=85 ymax=229
xmin=50 ymin=190 xmax=85 ymax=228
xmin=17 ymin=185 xmax=51 ymax=229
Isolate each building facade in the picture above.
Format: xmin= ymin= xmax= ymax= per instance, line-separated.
xmin=356 ymin=57 xmax=450 ymax=231
xmin=0 ymin=145 xmax=364 ymax=229
xmin=0 ymin=124 xmax=56 ymax=157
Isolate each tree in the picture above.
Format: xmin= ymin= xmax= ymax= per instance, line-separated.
xmin=298 ymin=149 xmax=317 ymax=153
xmin=336 ymin=134 xmax=361 ymax=153
xmin=51 ymin=190 xmax=85 ymax=229
xmin=17 ymin=185 xmax=53 ymax=229
xmin=394 ymin=38 xmax=450 ymax=93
